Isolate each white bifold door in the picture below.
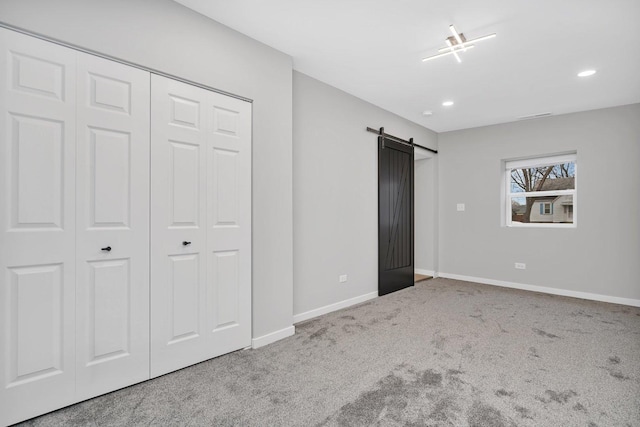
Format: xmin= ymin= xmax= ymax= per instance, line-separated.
xmin=150 ymin=75 xmax=252 ymax=378
xmin=74 ymin=54 xmax=150 ymax=398
xmin=0 ymin=28 xmax=78 ymax=424
xmin=0 ymin=28 xmax=150 ymax=425
xmin=0 ymin=27 xmax=252 ymax=425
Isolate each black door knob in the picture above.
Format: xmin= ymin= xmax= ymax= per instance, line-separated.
xmin=182 ymin=241 xmax=191 ymax=246
xmin=101 ymin=246 xmax=112 ymax=252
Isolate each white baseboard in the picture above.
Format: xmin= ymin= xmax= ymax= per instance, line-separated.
xmin=415 ymin=269 xmax=436 ymax=277
xmin=251 ymin=325 xmax=295 ymax=349
xmin=438 ymin=272 xmax=640 ymax=307
xmin=293 ymin=291 xmax=379 ymax=324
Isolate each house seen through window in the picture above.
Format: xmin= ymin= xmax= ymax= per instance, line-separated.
xmin=505 ymin=153 xmax=576 ymax=227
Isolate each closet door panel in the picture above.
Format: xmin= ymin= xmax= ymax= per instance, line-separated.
xmin=206 ymin=93 xmax=252 ymax=355
xmin=150 ymin=75 xmax=208 ymax=377
xmin=75 ymin=54 xmax=150 ymax=398
xmin=151 ymin=76 xmax=251 ymax=376
xmin=0 ymin=28 xmax=77 ymax=427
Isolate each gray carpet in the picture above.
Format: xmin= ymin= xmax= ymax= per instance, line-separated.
xmin=19 ymin=278 xmax=640 ymax=426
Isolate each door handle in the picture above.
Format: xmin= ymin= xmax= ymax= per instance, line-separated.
xmin=101 ymin=246 xmax=112 ymax=252
xmin=182 ymin=241 xmax=191 ymax=246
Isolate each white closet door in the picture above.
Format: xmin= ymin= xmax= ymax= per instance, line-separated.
xmin=150 ymin=75 xmax=251 ymax=377
xmin=0 ymin=28 xmax=77 ymax=426
xmin=150 ymin=75 xmax=208 ymax=377
xmin=206 ymin=92 xmax=252 ymax=356
xmin=75 ymin=54 xmax=150 ymax=398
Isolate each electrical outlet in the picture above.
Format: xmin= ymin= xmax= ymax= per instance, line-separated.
xmin=339 ymin=274 xmax=348 ymax=283
xmin=515 ymin=263 xmax=526 ymax=270
xmin=457 ymin=203 xmax=465 ymax=211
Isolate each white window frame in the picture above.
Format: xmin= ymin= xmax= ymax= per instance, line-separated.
xmin=504 ymin=153 xmax=577 ymax=228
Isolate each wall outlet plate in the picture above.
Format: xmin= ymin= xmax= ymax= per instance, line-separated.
xmin=457 ymin=203 xmax=465 ymax=211
xmin=515 ymin=263 xmax=526 ymax=270
xmin=339 ymin=274 xmax=348 ymax=283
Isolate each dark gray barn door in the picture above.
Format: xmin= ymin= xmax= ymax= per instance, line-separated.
xmin=378 ymin=137 xmax=414 ymax=296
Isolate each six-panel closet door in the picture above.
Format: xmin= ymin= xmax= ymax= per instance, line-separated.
xmin=1 ymin=27 xmax=252 ymax=425
xmin=74 ymin=54 xmax=150 ymax=399
xmin=0 ymin=28 xmax=78 ymax=426
xmin=150 ymin=75 xmax=252 ymax=378
xmin=0 ymin=28 xmax=151 ymax=425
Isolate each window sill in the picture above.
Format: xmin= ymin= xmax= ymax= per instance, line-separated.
xmin=506 ymin=223 xmax=576 ymax=229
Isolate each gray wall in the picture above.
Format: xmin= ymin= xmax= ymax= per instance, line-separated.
xmin=438 ymin=104 xmax=640 ymax=300
xmin=293 ymin=71 xmax=437 ymax=316
xmin=0 ymin=0 xmax=294 ymax=338
xmin=415 ymin=155 xmax=438 ymax=273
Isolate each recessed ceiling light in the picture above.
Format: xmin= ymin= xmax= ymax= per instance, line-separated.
xmin=442 ymin=101 xmax=454 ymax=107
xmin=577 ymin=69 xmax=596 ymax=77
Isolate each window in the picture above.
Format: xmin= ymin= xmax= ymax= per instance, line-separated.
xmin=504 ymin=153 xmax=576 ymax=227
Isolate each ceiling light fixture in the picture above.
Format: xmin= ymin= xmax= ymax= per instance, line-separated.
xmin=517 ymin=112 xmax=553 ymax=120
xmin=446 ymin=40 xmax=462 ymax=63
xmin=577 ymin=69 xmax=596 ymax=77
xmin=423 ymin=25 xmax=496 ymax=63
xmin=449 ymin=25 xmax=466 ymax=52
xmin=442 ymin=101 xmax=454 ymax=107
xmin=437 ymin=34 xmax=497 ymax=53
xmin=422 ymin=45 xmax=475 ymax=62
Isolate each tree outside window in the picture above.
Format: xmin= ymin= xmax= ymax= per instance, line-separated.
xmin=505 ymin=154 xmax=576 ymax=226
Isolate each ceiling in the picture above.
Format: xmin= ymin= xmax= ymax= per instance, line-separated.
xmin=175 ymin=0 xmax=640 ymax=132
